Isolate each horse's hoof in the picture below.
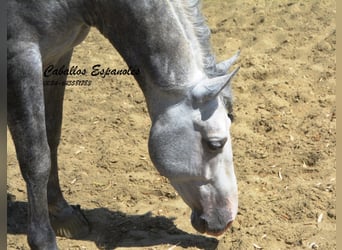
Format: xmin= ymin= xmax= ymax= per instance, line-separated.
xmin=50 ymin=205 xmax=90 ymax=239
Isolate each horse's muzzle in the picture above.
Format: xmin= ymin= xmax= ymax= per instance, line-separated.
xmin=191 ymin=209 xmax=234 ymax=236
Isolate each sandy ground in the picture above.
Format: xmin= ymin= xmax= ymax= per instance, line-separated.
xmin=7 ymin=0 xmax=336 ymax=249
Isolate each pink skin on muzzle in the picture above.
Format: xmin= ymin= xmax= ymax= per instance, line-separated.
xmin=190 ymin=198 xmax=238 ymax=236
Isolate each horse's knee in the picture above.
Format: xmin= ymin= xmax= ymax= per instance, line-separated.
xmin=32 ymin=151 xmax=51 ymax=182
xmin=19 ymin=143 xmax=51 ymax=186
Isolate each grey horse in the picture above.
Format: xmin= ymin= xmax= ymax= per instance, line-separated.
xmin=7 ymin=0 xmax=239 ymax=249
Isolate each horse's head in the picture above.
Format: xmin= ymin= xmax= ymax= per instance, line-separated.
xmin=148 ymin=66 xmax=239 ymax=236
xmin=99 ymin=1 xmax=239 ymax=236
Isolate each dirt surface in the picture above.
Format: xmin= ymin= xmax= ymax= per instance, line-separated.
xmin=7 ymin=0 xmax=336 ymax=249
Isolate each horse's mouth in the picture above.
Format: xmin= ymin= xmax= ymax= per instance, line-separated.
xmin=190 ymin=210 xmax=233 ymax=236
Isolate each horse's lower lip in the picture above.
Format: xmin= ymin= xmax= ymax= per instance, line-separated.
xmin=191 ymin=212 xmax=206 ymax=234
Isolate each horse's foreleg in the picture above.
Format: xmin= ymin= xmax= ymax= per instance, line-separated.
xmin=8 ymin=43 xmax=58 ymax=250
xmin=43 ymin=50 xmax=90 ymax=239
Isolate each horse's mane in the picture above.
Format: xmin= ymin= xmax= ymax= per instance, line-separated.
xmin=178 ymin=0 xmax=234 ymax=111
xmin=177 ymin=0 xmax=218 ymax=78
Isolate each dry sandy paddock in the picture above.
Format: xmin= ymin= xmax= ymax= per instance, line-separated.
xmin=7 ymin=0 xmax=336 ymax=249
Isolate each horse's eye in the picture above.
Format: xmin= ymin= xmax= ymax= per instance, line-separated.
xmin=206 ymin=138 xmax=227 ymax=151
xmin=228 ymin=113 xmax=234 ymax=122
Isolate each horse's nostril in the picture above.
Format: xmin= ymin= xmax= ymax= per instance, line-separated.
xmin=201 ymin=216 xmax=209 ymax=227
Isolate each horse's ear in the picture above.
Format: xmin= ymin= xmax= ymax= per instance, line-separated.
xmin=191 ymin=67 xmax=239 ymax=105
xmin=215 ymin=51 xmax=240 ymax=76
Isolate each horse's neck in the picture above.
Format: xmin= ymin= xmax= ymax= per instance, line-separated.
xmin=82 ymin=0 xmax=206 ymax=94
xmin=79 ymin=0 xmax=208 ymax=119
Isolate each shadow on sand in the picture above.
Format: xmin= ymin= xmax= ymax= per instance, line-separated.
xmin=7 ymin=197 xmax=218 ymax=250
